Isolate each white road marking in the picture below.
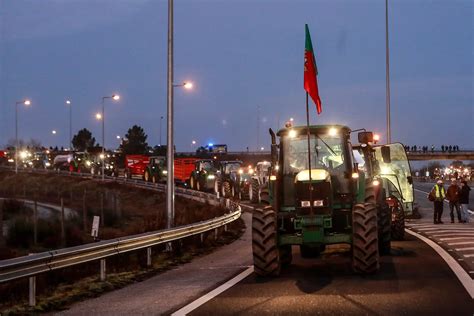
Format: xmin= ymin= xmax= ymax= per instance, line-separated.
xmin=417 ymin=228 xmax=474 ymax=232
xmin=440 ymin=237 xmax=474 ymax=241
xmin=405 ymin=229 xmax=474 ymax=299
xmin=455 ymin=247 xmax=474 ymax=251
xmin=463 ymin=254 xmax=474 ymax=258
xmin=172 ymin=266 xmax=254 ymax=315
xmin=447 ymin=241 xmax=474 ymax=246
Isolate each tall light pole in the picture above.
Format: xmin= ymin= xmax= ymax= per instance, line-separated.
xmin=99 ymin=94 xmax=120 ymax=180
xmin=385 ymin=0 xmax=391 ymax=143
xmin=15 ymin=99 xmax=31 ymax=173
xmin=167 ymin=0 xmax=175 ymax=232
xmin=66 ymin=100 xmax=72 ymax=150
xmin=160 ymin=116 xmax=164 ymax=145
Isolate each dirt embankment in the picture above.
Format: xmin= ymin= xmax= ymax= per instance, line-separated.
xmin=0 ymin=171 xmax=231 ymax=258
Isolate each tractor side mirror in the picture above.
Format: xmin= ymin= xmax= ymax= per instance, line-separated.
xmin=407 ymin=176 xmax=413 ymax=185
xmin=269 ymin=128 xmax=278 ymax=165
xmin=358 ymin=131 xmax=374 ymax=144
xmin=381 ymin=146 xmax=391 ymax=163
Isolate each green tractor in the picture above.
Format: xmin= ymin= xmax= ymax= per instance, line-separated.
xmin=252 ymin=124 xmax=413 ymax=277
xmin=189 ymin=159 xmax=217 ymax=192
xmin=144 ymin=156 xmax=167 ymax=183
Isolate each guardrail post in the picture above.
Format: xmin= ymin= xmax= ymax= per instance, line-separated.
xmin=33 ymin=199 xmax=38 ymax=246
xmin=214 ymin=228 xmax=218 ymax=239
xmin=60 ymin=198 xmax=65 ymax=247
xmin=147 ymin=247 xmax=152 ymax=267
xmin=224 ymin=224 xmax=228 ymax=232
xmin=100 ymin=192 xmax=104 ymax=227
xmin=100 ymin=259 xmax=106 ymax=281
xmin=29 ymin=275 xmax=36 ymax=306
xmin=200 ymin=233 xmax=204 ymax=244
xmin=83 ymin=189 xmax=87 ymax=232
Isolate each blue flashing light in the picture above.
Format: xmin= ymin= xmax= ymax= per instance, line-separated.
xmin=208 ymin=143 xmax=214 ymax=147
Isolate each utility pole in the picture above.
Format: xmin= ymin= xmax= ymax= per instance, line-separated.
xmin=385 ymin=0 xmax=391 ymax=143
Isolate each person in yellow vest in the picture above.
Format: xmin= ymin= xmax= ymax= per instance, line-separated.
xmin=430 ymin=179 xmax=446 ymax=224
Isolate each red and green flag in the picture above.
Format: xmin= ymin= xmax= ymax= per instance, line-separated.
xmin=304 ymin=24 xmax=322 ymax=114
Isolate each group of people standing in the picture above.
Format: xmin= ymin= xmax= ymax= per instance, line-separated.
xmin=430 ymin=179 xmax=471 ymax=224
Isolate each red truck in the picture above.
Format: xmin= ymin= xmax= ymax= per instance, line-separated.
xmin=174 ymin=158 xmax=198 ymax=185
xmin=124 ymin=155 xmax=150 ymax=179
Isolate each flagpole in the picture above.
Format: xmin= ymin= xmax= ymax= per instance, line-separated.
xmin=305 ymin=92 xmax=314 ymax=215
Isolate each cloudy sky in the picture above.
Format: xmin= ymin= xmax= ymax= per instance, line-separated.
xmin=0 ymin=0 xmax=472 ymax=151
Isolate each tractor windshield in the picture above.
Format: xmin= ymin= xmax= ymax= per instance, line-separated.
xmin=224 ymin=162 xmax=241 ymax=174
xmin=374 ymin=143 xmax=414 ymax=213
xmin=283 ymin=134 xmax=346 ymax=177
xmin=200 ymin=161 xmax=214 ymax=171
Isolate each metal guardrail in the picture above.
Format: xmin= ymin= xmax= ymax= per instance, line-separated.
xmin=0 ymin=167 xmax=242 ymax=286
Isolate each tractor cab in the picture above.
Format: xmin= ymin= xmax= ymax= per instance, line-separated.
xmin=274 ymin=125 xmax=356 ymax=216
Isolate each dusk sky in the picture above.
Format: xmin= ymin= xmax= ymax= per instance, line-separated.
xmin=0 ymin=0 xmax=472 ymax=151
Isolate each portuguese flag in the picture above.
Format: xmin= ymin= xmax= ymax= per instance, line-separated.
xmin=304 ymin=24 xmax=322 ymax=114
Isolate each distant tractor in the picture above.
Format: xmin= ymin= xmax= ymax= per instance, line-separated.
xmin=144 ymin=156 xmax=166 ymax=183
xmin=189 ymin=159 xmax=217 ymax=192
xmin=249 ymin=161 xmax=271 ymax=203
xmin=252 ymin=125 xmax=413 ymax=277
xmin=214 ymin=160 xmax=243 ymax=198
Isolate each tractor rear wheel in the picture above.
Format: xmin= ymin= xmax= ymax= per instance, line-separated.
xmin=260 ymin=187 xmax=270 ymax=205
xmin=352 ymin=203 xmax=379 ymax=274
xmin=252 ymin=206 xmax=281 ymax=277
xmin=391 ymin=202 xmax=405 ymax=241
xmin=250 ymin=178 xmax=259 ymax=203
xmin=222 ymin=181 xmax=232 ymax=198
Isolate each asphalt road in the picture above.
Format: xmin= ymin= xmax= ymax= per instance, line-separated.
xmin=190 ymin=183 xmax=474 ymax=315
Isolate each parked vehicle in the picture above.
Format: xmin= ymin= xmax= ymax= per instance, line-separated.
xmin=214 ymin=160 xmax=243 ymax=198
xmin=124 ymin=155 xmax=150 ymax=179
xmin=251 ymin=125 xmax=413 ymax=277
xmin=249 ymin=161 xmax=271 ymax=203
xmin=189 ymin=159 xmax=217 ymax=191
xmin=144 ymin=156 xmax=166 ymax=183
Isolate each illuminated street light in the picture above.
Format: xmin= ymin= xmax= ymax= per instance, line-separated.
xmin=15 ymin=99 xmax=31 ymax=173
xmin=52 ymin=130 xmax=57 ymax=135
xmin=260 ymin=147 xmax=265 ymax=151
xmin=99 ymin=94 xmax=120 ymax=180
xmin=290 ymin=117 xmax=294 ymax=122
xmin=116 ymin=135 xmax=121 ymax=139
xmin=95 ymin=113 xmax=102 ymax=120
xmin=192 ymin=140 xmax=196 ymax=145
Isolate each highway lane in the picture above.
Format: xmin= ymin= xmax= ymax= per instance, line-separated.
xmin=190 ymin=236 xmax=474 ymax=315
xmin=187 ymin=183 xmax=474 ymax=315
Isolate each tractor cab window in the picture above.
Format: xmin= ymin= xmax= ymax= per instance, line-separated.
xmin=374 ymin=143 xmax=414 ymax=213
xmin=224 ymin=162 xmax=241 ymax=174
xmin=200 ymin=161 xmax=213 ymax=171
xmin=283 ymin=134 xmax=345 ymax=177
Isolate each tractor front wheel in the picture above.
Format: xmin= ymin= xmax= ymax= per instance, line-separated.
xmin=222 ymin=181 xmax=232 ymax=198
xmin=260 ymin=187 xmax=270 ymax=205
xmin=391 ymin=201 xmax=405 ymax=241
xmin=252 ymin=206 xmax=281 ymax=277
xmin=250 ymin=179 xmax=259 ymax=203
xmin=352 ymin=203 xmax=379 ymax=274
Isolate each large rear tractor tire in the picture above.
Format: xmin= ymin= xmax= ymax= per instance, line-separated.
xmin=352 ymin=203 xmax=379 ymax=274
xmin=391 ymin=201 xmax=405 ymax=241
xmin=250 ymin=178 xmax=259 ymax=203
xmin=222 ymin=181 xmax=232 ymax=198
xmin=252 ymin=206 xmax=281 ymax=277
xmin=241 ymin=185 xmax=250 ymax=200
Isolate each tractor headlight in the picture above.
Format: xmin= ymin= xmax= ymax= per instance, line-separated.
xmin=86 ymin=160 xmax=91 ymax=166
xmin=8 ymin=158 xmax=14 ymax=163
xmin=249 ymin=168 xmax=254 ymax=175
xmin=270 ymin=175 xmax=277 ymax=181
xmin=45 ymin=162 xmax=51 ymax=167
xmin=162 ymin=170 xmax=168 ymax=175
xmin=208 ymin=174 xmax=215 ymax=180
xmin=296 ymin=169 xmax=329 ymax=182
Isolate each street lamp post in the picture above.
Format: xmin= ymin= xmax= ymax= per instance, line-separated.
xmin=160 ymin=116 xmax=164 ymax=145
xmin=15 ymin=99 xmax=31 ymax=173
xmin=66 ymin=100 xmax=72 ymax=150
xmin=385 ymin=0 xmax=391 ymax=144
xmin=99 ymin=94 xmax=120 ymax=180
